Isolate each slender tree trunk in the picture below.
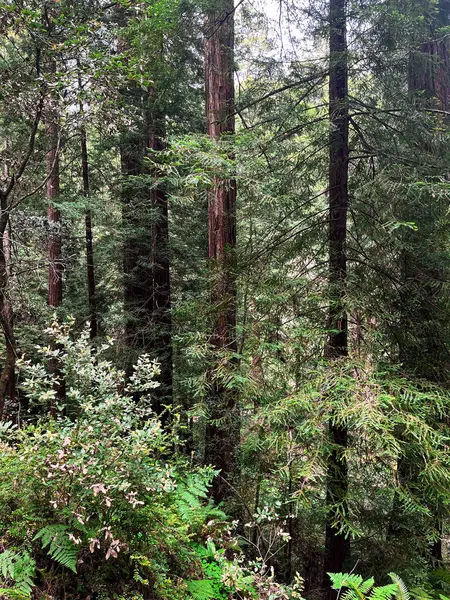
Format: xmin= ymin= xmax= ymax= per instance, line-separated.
xmin=3 ymin=222 xmax=15 ymax=404
xmin=323 ymin=0 xmax=350 ymax=595
xmin=0 ymin=141 xmax=16 ymax=419
xmin=146 ymin=113 xmax=172 ymax=417
xmin=80 ymin=109 xmax=98 ymax=340
xmin=46 ymin=107 xmax=62 ymax=309
xmin=45 ymin=60 xmax=64 ymax=413
xmin=0 ymin=207 xmax=15 ymax=420
xmin=203 ymin=0 xmax=239 ymax=504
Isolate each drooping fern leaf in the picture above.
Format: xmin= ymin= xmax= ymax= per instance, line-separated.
xmin=389 ymin=573 xmax=410 ymax=600
xmin=33 ymin=525 xmax=78 ymax=573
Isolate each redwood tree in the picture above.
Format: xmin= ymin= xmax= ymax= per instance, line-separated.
xmin=323 ymin=0 xmax=350 ymax=593
xmin=203 ymin=0 xmax=238 ymax=503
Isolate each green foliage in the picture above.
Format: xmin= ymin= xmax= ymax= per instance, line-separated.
xmin=0 ymin=321 xmax=265 ymax=599
xmin=186 ymin=579 xmax=217 ymax=600
xmin=329 ymin=573 xmax=409 ymax=600
xmin=33 ymin=525 xmax=78 ymax=573
xmin=176 ymin=474 xmax=227 ymax=527
xmin=0 ymin=550 xmax=35 ymax=597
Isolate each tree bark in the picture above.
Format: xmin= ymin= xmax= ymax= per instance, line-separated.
xmin=80 ymin=109 xmax=98 ymax=340
xmin=203 ymin=0 xmax=239 ymax=504
xmin=45 ymin=59 xmax=64 ymax=413
xmin=116 ymin=5 xmax=173 ymax=415
xmin=323 ymin=0 xmax=350 ymax=595
xmin=0 ymin=208 xmax=16 ymax=420
xmin=409 ymin=0 xmax=450 ymax=111
xmin=146 ymin=111 xmax=172 ymax=417
xmin=46 ymin=99 xmax=62 ymax=309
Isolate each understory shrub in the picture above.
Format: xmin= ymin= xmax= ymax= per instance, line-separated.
xmin=0 ymin=320 xmax=263 ymax=599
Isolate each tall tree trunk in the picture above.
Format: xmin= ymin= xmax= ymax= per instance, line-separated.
xmin=203 ymin=0 xmax=239 ymax=504
xmin=323 ymin=0 xmax=350 ymax=595
xmin=0 ymin=140 xmax=16 ymax=419
xmin=3 ymin=222 xmax=15 ymax=404
xmin=121 ymin=129 xmax=147 ymax=355
xmin=409 ymin=0 xmax=450 ymax=111
xmin=79 ymin=100 xmax=98 ymax=340
xmin=45 ymin=60 xmax=64 ymax=413
xmin=0 ymin=206 xmax=15 ymax=420
xmin=46 ymin=105 xmax=62 ymax=308
xmin=146 ymin=110 xmax=172 ymax=417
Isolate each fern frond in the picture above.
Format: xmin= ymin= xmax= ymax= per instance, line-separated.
xmin=360 ymin=577 xmax=375 ymax=594
xmin=0 ymin=587 xmax=30 ymax=600
xmin=370 ymin=584 xmax=399 ymax=600
xmin=186 ymin=579 xmax=216 ymax=600
xmin=341 ymin=589 xmax=360 ymax=600
xmin=0 ymin=550 xmax=35 ymax=596
xmin=389 ymin=573 xmax=410 ymax=600
xmin=33 ymin=525 xmax=78 ymax=573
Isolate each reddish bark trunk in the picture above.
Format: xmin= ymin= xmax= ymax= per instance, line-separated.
xmin=204 ymin=0 xmax=239 ymax=504
xmin=323 ymin=0 xmax=350 ymax=594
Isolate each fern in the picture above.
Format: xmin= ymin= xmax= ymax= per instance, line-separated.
xmin=33 ymin=525 xmax=78 ymax=573
xmin=371 ymin=585 xmax=400 ymax=600
xmin=389 ymin=573 xmax=410 ymax=600
xmin=329 ymin=572 xmax=409 ymax=600
xmin=186 ymin=579 xmax=217 ymax=600
xmin=0 ymin=588 xmax=30 ymax=600
xmin=0 ymin=550 xmax=35 ymax=596
xmin=176 ymin=473 xmax=226 ymax=526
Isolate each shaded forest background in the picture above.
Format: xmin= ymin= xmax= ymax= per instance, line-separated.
xmin=1 ymin=0 xmax=450 ymax=599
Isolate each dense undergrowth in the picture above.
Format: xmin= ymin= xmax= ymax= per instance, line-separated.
xmin=0 ymin=321 xmax=307 ymax=599
xmin=2 ymin=321 xmax=450 ymax=600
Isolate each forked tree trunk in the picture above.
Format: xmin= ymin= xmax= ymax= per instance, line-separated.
xmin=203 ymin=0 xmax=239 ymax=504
xmin=323 ymin=0 xmax=350 ymax=595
